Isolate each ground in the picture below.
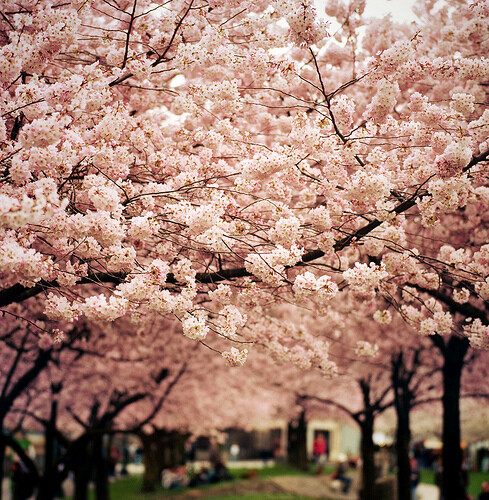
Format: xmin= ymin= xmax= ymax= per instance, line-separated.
xmin=0 ymin=465 xmax=449 ymax=500
xmin=163 ymin=476 xmax=439 ymax=499
xmin=164 ymin=476 xmax=354 ymax=499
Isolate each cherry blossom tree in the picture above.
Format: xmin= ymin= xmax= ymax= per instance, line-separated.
xmin=0 ymin=302 xmax=90 ymax=499
xmin=2 ymin=311 xmax=279 ymax=500
xmin=1 ymin=1 xmax=489 ymax=499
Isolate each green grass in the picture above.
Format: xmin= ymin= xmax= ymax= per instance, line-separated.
xmin=67 ymin=465 xmax=489 ymax=500
xmin=419 ymin=469 xmax=435 ymax=485
xmin=420 ymin=469 xmax=489 ymax=498
xmin=228 ymin=462 xmax=320 ymax=479
xmin=67 ymin=464 xmax=324 ymax=500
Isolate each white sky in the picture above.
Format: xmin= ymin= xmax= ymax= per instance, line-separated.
xmin=363 ymin=0 xmax=417 ymax=21
xmin=314 ymin=0 xmax=417 ymax=23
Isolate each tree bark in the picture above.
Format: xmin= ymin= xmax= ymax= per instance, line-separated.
xmin=72 ymin=437 xmax=91 ymax=500
xmin=359 ymin=413 xmax=376 ymax=500
xmin=287 ymin=410 xmax=308 ymax=471
xmin=392 ymin=352 xmax=413 ymax=500
xmin=0 ymin=436 xmax=6 ymax=500
xmin=93 ymin=434 xmax=110 ymax=500
xmin=0 ymin=346 xmax=52 ymax=500
xmin=141 ymin=432 xmax=160 ymax=493
xmin=0 ymin=432 xmax=40 ymax=500
xmin=440 ymin=335 xmax=469 ymax=500
xmin=140 ymin=429 xmax=188 ymax=492
xmin=37 ymin=399 xmax=58 ymax=500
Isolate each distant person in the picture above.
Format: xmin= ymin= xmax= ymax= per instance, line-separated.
xmin=435 ymin=459 xmax=444 ymax=500
xmin=273 ymin=438 xmax=283 ymax=460
xmin=162 ymin=465 xmax=189 ymax=489
xmin=134 ymin=445 xmax=143 ymax=464
xmin=108 ymin=445 xmax=120 ymax=477
xmin=209 ymin=458 xmax=231 ymax=483
xmin=478 ymin=481 xmax=489 ymax=500
xmin=11 ymin=461 xmax=35 ymax=500
xmin=462 ymin=459 xmax=470 ymax=499
xmin=313 ymin=433 xmax=327 ymax=464
xmin=185 ymin=438 xmax=195 ymax=462
xmin=332 ymin=460 xmax=352 ymax=494
xmin=230 ymin=443 xmax=240 ymax=461
xmin=120 ymin=446 xmax=129 ymax=475
xmin=410 ymin=457 xmax=420 ymax=500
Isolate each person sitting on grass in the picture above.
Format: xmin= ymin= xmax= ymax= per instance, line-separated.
xmin=478 ymin=481 xmax=489 ymax=500
xmin=161 ymin=466 xmax=189 ymax=489
xmin=331 ymin=460 xmax=352 ymax=494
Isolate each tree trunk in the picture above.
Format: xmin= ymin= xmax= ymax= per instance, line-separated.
xmin=93 ymin=434 xmax=110 ymax=500
xmin=37 ymin=399 xmax=58 ymax=500
xmin=0 ymin=348 xmax=52 ymax=500
xmin=139 ymin=428 xmax=188 ymax=492
xmin=0 ymin=435 xmax=6 ymax=500
xmin=141 ymin=432 xmax=160 ymax=492
xmin=392 ymin=353 xmax=412 ymax=500
xmin=287 ymin=410 xmax=308 ymax=471
xmin=440 ymin=335 xmax=469 ymax=500
xmin=360 ymin=414 xmax=376 ymax=500
xmin=73 ymin=437 xmax=91 ymax=500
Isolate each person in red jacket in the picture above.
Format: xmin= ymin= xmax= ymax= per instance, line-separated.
xmin=312 ymin=433 xmax=327 ymax=473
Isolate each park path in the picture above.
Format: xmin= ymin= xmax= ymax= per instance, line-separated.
xmin=164 ymin=476 xmax=353 ymax=499
xmin=266 ymin=477 xmax=438 ymax=500
xmin=165 ymin=476 xmax=440 ymax=499
xmin=2 ymin=475 xmax=440 ymax=499
xmin=417 ymin=483 xmax=439 ymax=500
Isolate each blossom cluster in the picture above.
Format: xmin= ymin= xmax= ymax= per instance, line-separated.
xmin=354 ymin=341 xmax=379 ymax=358
xmin=271 ymin=0 xmax=329 ymax=47
xmin=293 ymin=272 xmax=339 ymax=303
xmin=401 ymin=298 xmax=453 ymax=337
xmin=222 ymin=347 xmax=249 ymax=367
xmin=182 ymin=314 xmax=209 ymax=341
xmin=464 ymin=319 xmax=489 ymax=350
xmin=343 ymin=263 xmax=388 ymax=298
xmin=245 ymin=245 xmax=304 ymax=286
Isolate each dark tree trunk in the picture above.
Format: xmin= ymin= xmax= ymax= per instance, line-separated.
xmin=141 ymin=432 xmax=161 ymax=493
xmin=360 ymin=413 xmax=376 ymax=500
xmin=440 ymin=335 xmax=469 ymax=500
xmin=37 ymin=399 xmax=58 ymax=500
xmin=287 ymin=410 xmax=308 ymax=471
xmin=1 ymin=431 xmax=40 ymax=494
xmin=0 ymin=347 xmax=53 ymax=500
xmin=140 ymin=429 xmax=187 ymax=492
xmin=73 ymin=437 xmax=91 ymax=500
xmin=392 ymin=352 xmax=413 ymax=500
xmin=0 ymin=435 xmax=6 ymax=500
xmin=93 ymin=433 xmax=110 ymax=500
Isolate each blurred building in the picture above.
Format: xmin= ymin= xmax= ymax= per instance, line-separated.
xmin=192 ymin=419 xmax=360 ymax=463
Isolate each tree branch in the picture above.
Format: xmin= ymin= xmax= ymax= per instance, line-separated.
xmin=2 ymin=148 xmax=487 ymax=309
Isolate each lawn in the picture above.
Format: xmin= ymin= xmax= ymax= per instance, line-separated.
xmin=67 ymin=463 xmax=489 ymax=500
xmin=420 ymin=469 xmax=489 ymax=498
xmin=67 ymin=464 xmax=329 ymax=500
xmin=228 ymin=462 xmax=330 ymax=479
